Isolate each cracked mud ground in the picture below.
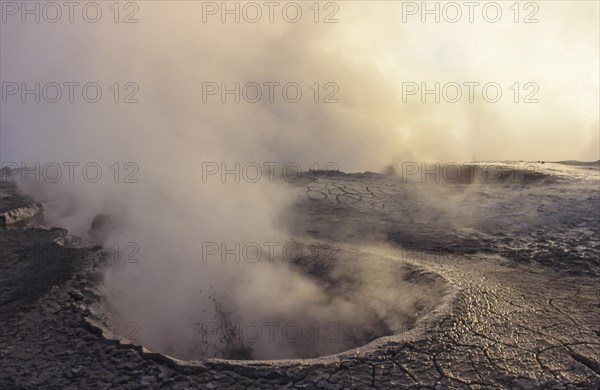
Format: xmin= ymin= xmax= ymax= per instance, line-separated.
xmin=1 ymin=163 xmax=599 ymax=389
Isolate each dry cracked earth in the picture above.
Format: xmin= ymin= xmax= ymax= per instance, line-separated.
xmin=1 ymin=162 xmax=599 ymax=389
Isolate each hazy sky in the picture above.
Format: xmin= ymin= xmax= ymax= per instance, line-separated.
xmin=1 ymin=1 xmax=598 ymax=167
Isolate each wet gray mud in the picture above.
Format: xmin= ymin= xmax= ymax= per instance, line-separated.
xmin=1 ymin=162 xmax=599 ymax=389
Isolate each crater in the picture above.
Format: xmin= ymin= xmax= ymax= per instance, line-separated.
xmin=93 ymin=242 xmax=453 ymax=362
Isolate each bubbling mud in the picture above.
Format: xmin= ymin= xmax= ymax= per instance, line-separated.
xmin=99 ymin=241 xmax=450 ymax=360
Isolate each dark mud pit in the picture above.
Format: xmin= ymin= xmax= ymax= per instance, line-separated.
xmin=106 ymin=244 xmax=452 ymax=362
xmin=1 ymin=162 xmax=599 ymax=389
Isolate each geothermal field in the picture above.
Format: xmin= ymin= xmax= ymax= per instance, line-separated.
xmin=1 ymin=1 xmax=599 ymax=389
xmin=1 ymin=162 xmax=599 ymax=388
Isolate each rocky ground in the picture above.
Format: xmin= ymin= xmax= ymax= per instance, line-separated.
xmin=1 ymin=162 xmax=599 ymax=389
